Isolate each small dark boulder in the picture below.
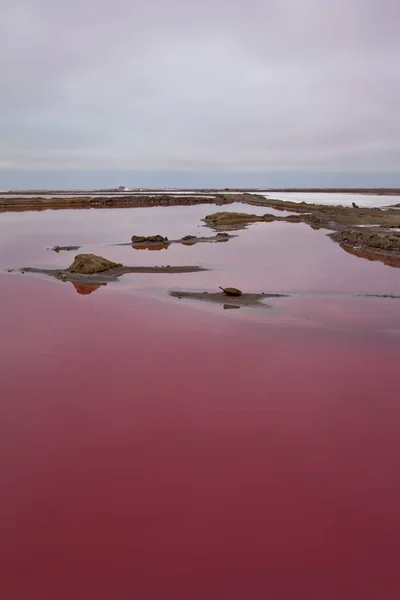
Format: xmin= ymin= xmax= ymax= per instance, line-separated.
xmin=219 ymin=286 xmax=243 ymax=297
xmin=131 ymin=234 xmax=168 ymax=244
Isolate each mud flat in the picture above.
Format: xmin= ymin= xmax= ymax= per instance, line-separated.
xmin=52 ymin=233 xmax=234 ymax=253
xmin=169 ymin=290 xmax=289 ymax=308
xmin=15 ymin=254 xmax=208 ymax=284
xmin=241 ymin=195 xmax=400 ymax=227
xmin=0 ymin=193 xmax=235 ymax=212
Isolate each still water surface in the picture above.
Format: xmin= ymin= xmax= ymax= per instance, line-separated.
xmin=0 ymin=205 xmax=399 ymax=598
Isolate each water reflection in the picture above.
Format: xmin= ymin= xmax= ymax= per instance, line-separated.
xmin=339 ymin=243 xmax=400 ymax=268
xmin=72 ymin=283 xmax=107 ymax=295
xmin=132 ymin=243 xmax=169 ymax=251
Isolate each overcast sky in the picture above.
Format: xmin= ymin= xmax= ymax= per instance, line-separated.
xmin=1 ymin=0 xmax=399 ymax=188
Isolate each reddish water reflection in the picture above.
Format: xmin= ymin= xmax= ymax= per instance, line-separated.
xmin=1 ymin=275 xmax=399 ymax=599
xmin=72 ymin=282 xmax=107 ymax=295
xmin=132 ymin=243 xmax=169 ymax=251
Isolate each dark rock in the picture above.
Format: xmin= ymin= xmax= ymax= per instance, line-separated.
xmin=219 ymin=286 xmax=243 ymax=297
xmin=66 ymin=254 xmax=122 ymax=274
xmin=131 ymin=235 xmax=168 ymax=244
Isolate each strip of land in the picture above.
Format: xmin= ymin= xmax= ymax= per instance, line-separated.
xmin=52 ymin=233 xmax=234 ymax=252
xmin=16 ymin=254 xmax=208 ymax=284
xmin=169 ymin=290 xmax=289 ymax=308
xmin=0 ymin=193 xmax=234 ymax=211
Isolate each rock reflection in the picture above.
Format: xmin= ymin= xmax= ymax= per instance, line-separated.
xmin=132 ymin=243 xmax=169 ymax=251
xmin=72 ymin=283 xmax=107 ymax=295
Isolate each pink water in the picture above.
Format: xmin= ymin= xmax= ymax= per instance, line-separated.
xmin=0 ymin=206 xmax=399 ymax=599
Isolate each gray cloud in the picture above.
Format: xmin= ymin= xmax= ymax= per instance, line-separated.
xmin=0 ymin=0 xmax=399 ymax=182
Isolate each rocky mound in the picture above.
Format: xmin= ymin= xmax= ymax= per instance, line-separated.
xmin=131 ymin=235 xmax=169 ymax=244
xmin=66 ymin=254 xmax=122 ymax=274
xmin=334 ymin=229 xmax=400 ymax=253
xmin=219 ymin=286 xmax=243 ymax=296
xmin=204 ymin=212 xmax=264 ymax=228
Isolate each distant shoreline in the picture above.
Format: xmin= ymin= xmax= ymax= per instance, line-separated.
xmin=1 ymin=187 xmax=400 ymax=196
